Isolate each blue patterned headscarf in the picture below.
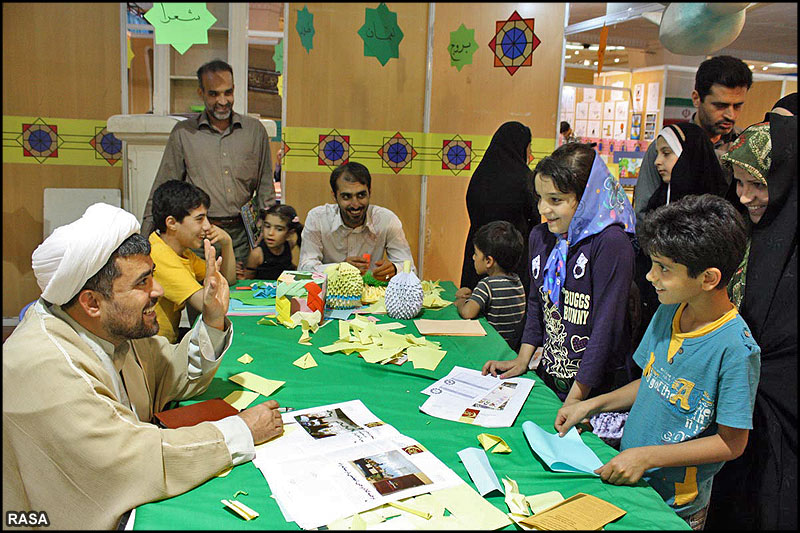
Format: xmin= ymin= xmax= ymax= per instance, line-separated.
xmin=542 ymin=154 xmax=636 ymax=307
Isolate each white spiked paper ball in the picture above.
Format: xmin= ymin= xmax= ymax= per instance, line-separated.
xmin=385 ymin=261 xmax=423 ymax=320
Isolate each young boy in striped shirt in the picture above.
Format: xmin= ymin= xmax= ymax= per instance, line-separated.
xmin=455 ymin=221 xmax=527 ymax=350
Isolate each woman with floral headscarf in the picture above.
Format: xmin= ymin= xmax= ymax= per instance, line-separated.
xmin=706 ymin=115 xmax=798 ymax=530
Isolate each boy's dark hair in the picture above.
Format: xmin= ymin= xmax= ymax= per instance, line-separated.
xmin=694 ymin=55 xmax=753 ymax=101
xmin=63 ymin=233 xmax=151 ymax=309
xmin=637 ymin=194 xmax=747 ymax=288
xmin=560 ymin=121 xmax=571 ymax=134
xmin=264 ymin=204 xmax=304 ymax=248
xmin=197 ymin=59 xmax=233 ymax=88
xmin=533 ymin=142 xmax=596 ymax=202
xmin=474 ymin=221 xmax=524 ymax=273
xmin=152 ymin=180 xmax=211 ymax=233
xmin=330 ymin=162 xmax=371 ymax=194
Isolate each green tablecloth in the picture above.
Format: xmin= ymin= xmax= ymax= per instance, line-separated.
xmin=134 ymin=282 xmax=688 ymax=530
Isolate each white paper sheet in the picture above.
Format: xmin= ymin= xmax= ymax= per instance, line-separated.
xmin=419 ymin=366 xmax=534 ymax=427
xmin=253 ymin=400 xmax=462 ymax=529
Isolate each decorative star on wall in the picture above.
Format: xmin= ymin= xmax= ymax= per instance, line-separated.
xmin=144 ymin=3 xmax=217 ymax=55
xmin=358 ymin=3 xmax=404 ymax=66
xmin=448 ymin=24 xmax=478 ymax=71
xmin=296 ymin=6 xmax=315 ymax=53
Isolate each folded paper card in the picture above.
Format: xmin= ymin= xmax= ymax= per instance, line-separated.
xmin=229 ymin=372 xmax=285 ymax=397
xmin=522 ymin=421 xmax=603 ymax=475
xmin=237 ymin=353 xmax=254 ymax=364
xmin=457 ymin=447 xmax=503 ymax=496
xmin=414 ymin=319 xmax=486 ymax=336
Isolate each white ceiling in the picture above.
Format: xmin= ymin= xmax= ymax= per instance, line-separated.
xmin=566 ymin=2 xmax=797 ymax=70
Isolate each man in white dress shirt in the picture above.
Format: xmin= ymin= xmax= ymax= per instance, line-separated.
xmin=299 ymin=162 xmax=415 ymax=280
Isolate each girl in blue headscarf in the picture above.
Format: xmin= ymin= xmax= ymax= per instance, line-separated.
xmin=484 ymin=143 xmax=637 ymax=414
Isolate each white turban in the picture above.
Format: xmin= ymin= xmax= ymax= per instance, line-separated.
xmin=32 ymin=203 xmax=140 ymax=305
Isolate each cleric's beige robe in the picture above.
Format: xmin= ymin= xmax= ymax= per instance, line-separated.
xmin=2 ymin=301 xmax=234 ymax=529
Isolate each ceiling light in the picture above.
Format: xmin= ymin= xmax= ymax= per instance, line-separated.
xmin=575 ymin=50 xmax=579 ymax=55
xmin=768 ymin=62 xmax=797 ymax=68
xmin=565 ymin=55 xmax=572 ymax=59
xmin=748 ymin=65 xmax=755 ymax=70
xmin=614 ymin=58 xmax=620 ymax=63
xmin=593 ymin=61 xmax=598 ymax=65
xmin=762 ymin=66 xmax=768 ymax=71
xmin=588 ymin=45 xmax=599 ymax=51
xmin=584 ymin=59 xmax=591 ymax=66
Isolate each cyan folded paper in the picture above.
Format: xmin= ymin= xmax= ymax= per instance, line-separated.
xmin=522 ymin=421 xmax=603 ymax=475
xmin=457 ymin=447 xmax=503 ymax=496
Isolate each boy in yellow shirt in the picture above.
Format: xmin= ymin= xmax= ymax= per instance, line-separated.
xmin=148 ymin=180 xmax=237 ymax=342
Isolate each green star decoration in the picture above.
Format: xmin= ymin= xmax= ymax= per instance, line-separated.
xmin=357 ymin=3 xmax=404 ymax=66
xmin=448 ymin=23 xmax=478 ymax=71
xmin=144 ymin=3 xmax=217 ymax=55
xmin=296 ymin=6 xmax=315 ymax=53
xmin=273 ymin=39 xmax=283 ymax=73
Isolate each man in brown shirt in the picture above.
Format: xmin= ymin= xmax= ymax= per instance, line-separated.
xmin=141 ymin=60 xmax=275 ymax=266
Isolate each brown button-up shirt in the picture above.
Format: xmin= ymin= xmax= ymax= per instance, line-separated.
xmin=141 ymin=111 xmax=275 ymax=236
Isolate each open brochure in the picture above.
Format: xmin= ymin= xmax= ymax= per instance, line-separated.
xmin=419 ymin=366 xmax=534 ymax=427
xmin=252 ymin=399 xmax=463 ymax=529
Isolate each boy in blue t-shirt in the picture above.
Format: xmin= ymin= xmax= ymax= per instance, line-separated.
xmin=553 ymin=195 xmax=760 ymax=530
xmin=455 ymin=221 xmax=526 ymax=350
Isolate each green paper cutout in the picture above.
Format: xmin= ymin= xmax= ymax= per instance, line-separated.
xmin=357 ymin=3 xmax=404 ymax=66
xmin=448 ymin=23 xmax=478 ymax=71
xmin=273 ymin=39 xmax=284 ymax=73
xmin=296 ymin=6 xmax=315 ymax=53
xmin=144 ymin=3 xmax=217 ymax=55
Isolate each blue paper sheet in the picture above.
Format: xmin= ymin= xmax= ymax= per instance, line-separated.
xmin=522 ymin=420 xmax=603 ymax=475
xmin=457 ymin=447 xmax=503 ymax=496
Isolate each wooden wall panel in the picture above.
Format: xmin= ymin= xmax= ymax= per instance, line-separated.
xmin=738 ymin=80 xmax=783 ymax=130
xmin=565 ymin=66 xmax=594 ymax=84
xmin=2 ymin=3 xmax=122 ymax=316
xmin=283 ymin=3 xmax=427 ymax=268
xmin=424 ymin=3 xmax=566 ymax=284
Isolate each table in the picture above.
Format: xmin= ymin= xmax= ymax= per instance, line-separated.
xmin=133 ymin=282 xmax=689 ymax=530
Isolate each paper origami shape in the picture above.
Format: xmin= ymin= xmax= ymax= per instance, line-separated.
xmin=477 ymin=433 xmax=512 ymax=453
xmin=276 ymin=270 xmax=326 ymax=322
xmin=293 ymin=352 xmax=318 ymax=369
xmin=522 ymin=421 xmax=603 ymax=475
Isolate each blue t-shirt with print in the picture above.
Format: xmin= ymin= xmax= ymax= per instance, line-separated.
xmin=621 ymin=302 xmax=760 ymax=518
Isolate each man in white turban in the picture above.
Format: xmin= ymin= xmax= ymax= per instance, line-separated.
xmin=3 ymin=203 xmax=285 ymax=529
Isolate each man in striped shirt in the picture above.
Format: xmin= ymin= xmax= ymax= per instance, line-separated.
xmin=455 ymin=221 xmax=527 ymax=350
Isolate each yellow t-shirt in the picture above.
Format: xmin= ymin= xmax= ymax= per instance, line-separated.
xmin=148 ymin=232 xmax=206 ymax=343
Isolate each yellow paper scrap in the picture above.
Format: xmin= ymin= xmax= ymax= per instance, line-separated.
xmin=221 ymin=499 xmax=259 ymax=520
xmin=293 ymin=352 xmax=318 ymax=369
xmin=519 ymin=492 xmax=626 ymax=530
xmin=237 ymin=353 xmax=254 ymax=364
xmin=375 ymin=322 xmax=406 ymax=331
xmin=387 ymin=501 xmax=432 ymax=520
xmin=406 ymin=345 xmax=447 ymax=371
xmin=414 ymin=318 xmax=486 ymax=336
xmin=216 ymin=466 xmax=232 ymax=478
xmin=228 ymin=372 xmax=285 ymax=397
xmin=427 ymin=482 xmax=512 ymax=530
xmin=223 ymin=390 xmax=260 ymax=410
xmin=338 ymin=320 xmax=350 ymax=340
xmin=362 ymin=300 xmax=386 ymax=314
xmin=502 ymin=477 xmax=531 ymax=516
xmin=525 ymin=491 xmax=564 ymax=515
xmin=423 ymin=293 xmax=453 ymax=308
xmin=298 ymin=329 xmax=312 ymax=345
xmin=477 ymin=433 xmax=512 ymax=454
xmin=257 ymin=317 xmax=278 ymax=326
xmin=361 ymin=346 xmax=402 ymax=364
xmin=357 ymin=329 xmax=372 ymax=345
